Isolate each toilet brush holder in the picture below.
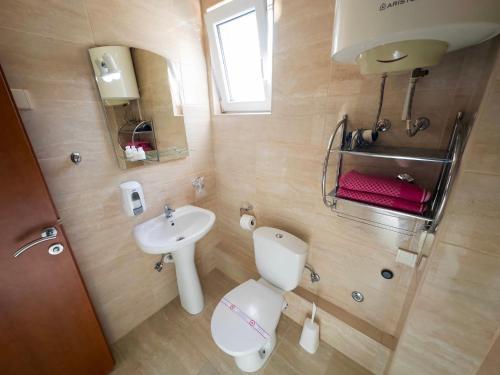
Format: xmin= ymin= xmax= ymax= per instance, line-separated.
xmin=300 ymin=302 xmax=319 ymax=353
xmin=299 ymin=318 xmax=319 ymax=354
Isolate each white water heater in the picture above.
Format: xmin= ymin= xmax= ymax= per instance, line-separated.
xmin=89 ymin=46 xmax=140 ymax=106
xmin=332 ymin=0 xmax=500 ymax=74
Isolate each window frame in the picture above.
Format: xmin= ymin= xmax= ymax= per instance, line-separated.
xmin=205 ymin=0 xmax=272 ymax=113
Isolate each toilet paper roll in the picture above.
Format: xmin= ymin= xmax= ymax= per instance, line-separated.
xmin=361 ymin=129 xmax=379 ymax=143
xmin=240 ymin=214 xmax=256 ymax=231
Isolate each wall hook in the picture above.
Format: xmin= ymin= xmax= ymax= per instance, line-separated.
xmin=192 ymin=176 xmax=205 ymax=193
xmin=240 ymin=203 xmax=254 ymax=217
xmin=70 ymin=152 xmax=82 ymax=165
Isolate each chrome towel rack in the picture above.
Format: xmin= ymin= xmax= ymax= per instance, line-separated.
xmin=321 ymin=112 xmax=465 ymax=234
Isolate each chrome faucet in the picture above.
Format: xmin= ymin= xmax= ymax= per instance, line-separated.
xmin=164 ymin=204 xmax=175 ymax=220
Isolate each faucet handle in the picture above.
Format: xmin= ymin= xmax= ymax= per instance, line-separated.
xmin=164 ymin=204 xmax=176 ymax=220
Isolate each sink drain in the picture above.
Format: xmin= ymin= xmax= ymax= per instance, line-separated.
xmin=176 ymin=236 xmax=185 ymax=242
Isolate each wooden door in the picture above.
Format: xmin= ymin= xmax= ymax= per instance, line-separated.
xmin=0 ymin=67 xmax=114 ymax=374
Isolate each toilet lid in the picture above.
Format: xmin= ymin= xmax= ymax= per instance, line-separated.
xmin=211 ymin=279 xmax=284 ymax=356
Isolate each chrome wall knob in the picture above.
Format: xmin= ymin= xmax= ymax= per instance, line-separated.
xmin=48 ymin=243 xmax=64 ymax=256
xmin=70 ymin=152 xmax=82 ymax=164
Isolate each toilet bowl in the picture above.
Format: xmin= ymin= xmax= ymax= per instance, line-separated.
xmin=211 ymin=227 xmax=308 ymax=372
xmin=211 ymin=279 xmax=285 ymax=372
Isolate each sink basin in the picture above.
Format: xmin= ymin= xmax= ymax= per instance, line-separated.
xmin=134 ymin=205 xmax=215 ymax=254
xmin=133 ymin=205 xmax=216 ymax=315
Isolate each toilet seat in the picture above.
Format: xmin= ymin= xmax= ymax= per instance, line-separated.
xmin=211 ymin=279 xmax=284 ymax=356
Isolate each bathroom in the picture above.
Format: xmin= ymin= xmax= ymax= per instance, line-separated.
xmin=1 ymin=0 xmax=499 ymax=374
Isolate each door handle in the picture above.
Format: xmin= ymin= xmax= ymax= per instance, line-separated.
xmin=13 ymin=227 xmax=58 ymax=258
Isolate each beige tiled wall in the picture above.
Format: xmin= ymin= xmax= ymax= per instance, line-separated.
xmin=205 ymin=0 xmax=498 ymax=345
xmin=1 ymin=2 xmax=499 ymax=372
xmin=0 ymin=0 xmax=217 ymax=343
xmin=387 ymin=47 xmax=500 ymax=375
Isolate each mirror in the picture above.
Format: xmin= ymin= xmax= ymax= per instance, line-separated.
xmin=89 ymin=46 xmax=189 ymax=169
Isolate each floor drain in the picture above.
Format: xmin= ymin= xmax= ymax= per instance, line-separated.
xmin=381 ymin=269 xmax=394 ymax=279
xmin=352 ymin=291 xmax=364 ymax=302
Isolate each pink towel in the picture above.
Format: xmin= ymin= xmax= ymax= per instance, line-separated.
xmin=339 ymin=170 xmax=431 ymax=203
xmin=337 ymin=187 xmax=427 ymax=214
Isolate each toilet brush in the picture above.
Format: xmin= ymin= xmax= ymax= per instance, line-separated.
xmin=299 ymin=302 xmax=320 ymax=354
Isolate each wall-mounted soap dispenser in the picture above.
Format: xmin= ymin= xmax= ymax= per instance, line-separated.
xmin=120 ymin=181 xmax=146 ymax=216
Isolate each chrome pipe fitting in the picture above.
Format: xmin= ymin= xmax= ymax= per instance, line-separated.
xmin=402 ymin=68 xmax=430 ymax=137
xmin=154 ymin=253 xmax=173 ymax=272
xmin=305 ymin=264 xmax=321 ymax=283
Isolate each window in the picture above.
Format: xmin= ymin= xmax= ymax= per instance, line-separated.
xmin=205 ymin=0 xmax=273 ymax=113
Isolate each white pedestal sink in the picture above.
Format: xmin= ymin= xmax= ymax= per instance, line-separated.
xmin=133 ymin=205 xmax=216 ymax=314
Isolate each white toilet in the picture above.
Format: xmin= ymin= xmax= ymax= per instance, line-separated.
xmin=211 ymin=227 xmax=308 ymax=372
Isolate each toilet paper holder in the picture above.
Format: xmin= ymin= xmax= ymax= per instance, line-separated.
xmin=240 ymin=204 xmax=254 ymax=217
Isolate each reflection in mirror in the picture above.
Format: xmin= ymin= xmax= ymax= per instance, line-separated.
xmin=88 ymin=46 xmax=189 ymax=169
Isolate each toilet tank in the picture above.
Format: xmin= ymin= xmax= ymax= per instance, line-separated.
xmin=253 ymin=227 xmax=308 ymax=291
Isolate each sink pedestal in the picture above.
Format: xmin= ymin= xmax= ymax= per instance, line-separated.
xmin=172 ymin=244 xmax=204 ymax=314
xmin=133 ymin=205 xmax=215 ymax=315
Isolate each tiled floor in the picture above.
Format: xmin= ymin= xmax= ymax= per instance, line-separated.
xmin=110 ymin=270 xmax=372 ymax=375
